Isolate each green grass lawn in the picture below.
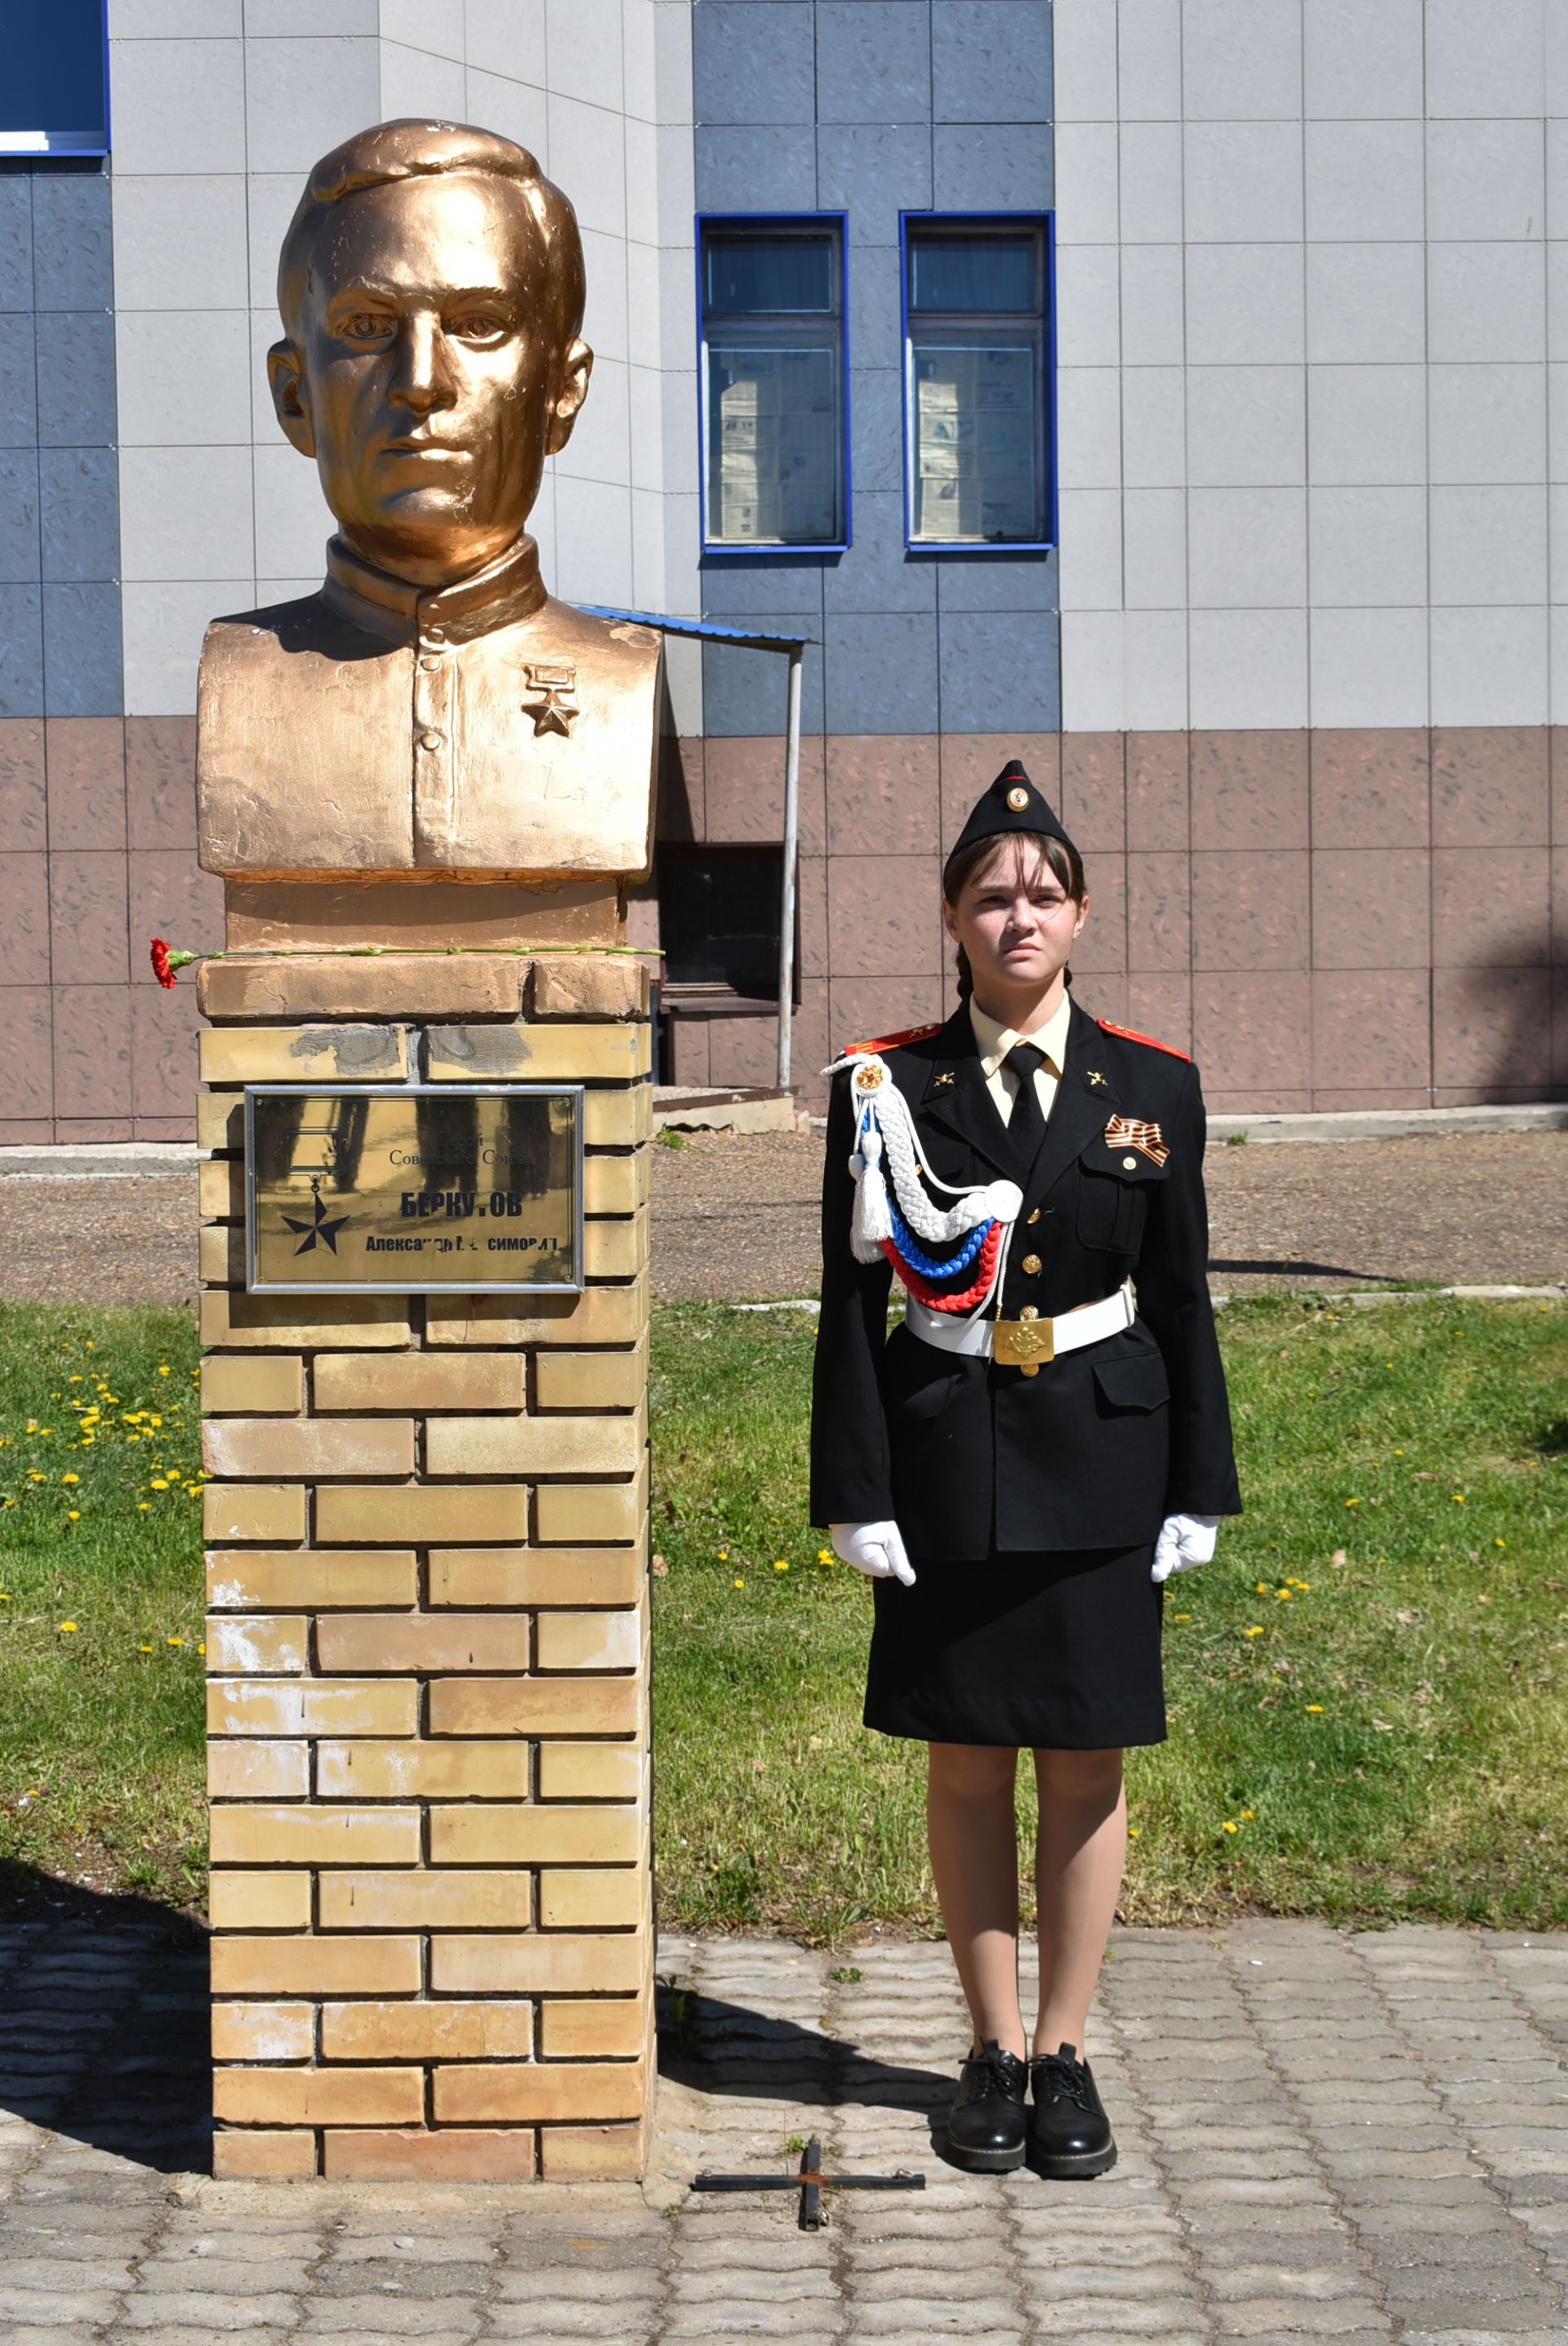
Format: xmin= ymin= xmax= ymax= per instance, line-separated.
xmin=2 ymin=1293 xmax=1565 ymax=1937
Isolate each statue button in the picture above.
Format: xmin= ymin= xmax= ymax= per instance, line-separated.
xmin=419 ymin=730 xmax=443 ymax=751
xmin=419 ymin=655 xmax=443 ymax=671
xmin=424 ymin=627 xmax=446 ymax=645
xmin=1022 ymin=1253 xmax=1041 ymax=1275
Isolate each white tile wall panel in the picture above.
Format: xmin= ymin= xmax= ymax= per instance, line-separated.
xmin=547 ymin=96 xmax=631 ymax=237
xmin=548 ymin=0 xmax=626 ymax=112
xmin=1184 ymin=245 xmax=1304 ymax=366
xmin=1548 ymin=487 xmax=1568 ymax=602
xmin=1051 ymin=0 xmax=1120 ymax=122
xmin=250 ymin=443 xmax=334 ymax=582
xmin=1119 ymin=123 xmax=1185 ymax=242
xmin=1122 ymin=488 xmax=1187 ymax=608
xmin=114 ymin=312 xmax=252 ymax=448
xmin=1549 ymin=7 xmax=1568 ymax=117
xmin=1183 ymin=123 xmax=1303 ymax=242
xmin=1121 ymin=609 xmax=1189 ymax=726
xmin=1303 ymin=121 xmax=1426 ymax=244
xmin=1308 ymin=485 xmax=1428 ymax=607
xmin=1549 ymin=247 xmax=1568 ymax=362
xmin=1056 ymin=246 xmax=1124 ymax=366
xmin=108 ymin=38 xmax=247 ymax=175
xmin=466 ymin=0 xmax=548 ymax=79
xmin=1058 ymin=488 xmax=1125 ymax=608
xmin=1120 ymin=247 xmax=1187 ymax=365
xmin=378 ymin=42 xmax=469 ymax=117
xmin=1430 ymin=607 xmax=1548 ymax=725
xmin=1306 ymin=366 xmax=1426 ymax=486
xmin=1425 ymin=0 xmax=1546 ymax=123
xmin=1428 ymin=364 xmax=1546 ymax=486
xmin=552 ymin=473 xmax=636 ymax=606
xmin=378 ymin=0 xmax=466 ymax=61
xmin=122 ymin=579 xmax=252 ymax=716
xmin=1426 ymin=121 xmax=1546 ymax=243
xmin=1551 ymin=612 xmax=1568 ymax=723
xmin=1308 ymin=605 xmax=1428 ymax=727
xmin=109 ymin=1 xmax=241 ymax=42
xmin=1301 ymin=0 xmax=1424 ymax=121
xmin=1547 ymin=123 xmax=1568 ymax=243
xmin=1185 ymin=366 xmax=1305 ymax=486
xmin=242 ymin=37 xmax=382 ymax=176
xmin=1120 ymin=368 xmax=1187 ymax=486
xmin=1060 ymin=609 xmax=1130 ymax=729
xmin=1428 ymin=243 xmax=1547 ymax=363
xmin=465 ymin=70 xmax=550 ymax=154
xmin=1117 ymin=0 xmax=1183 ymax=120
xmin=1188 ymin=607 xmax=1307 ymax=725
xmin=1057 ymin=368 xmax=1125 ymax=489
xmin=554 ymin=355 xmax=633 ymax=488
xmin=1054 ymin=122 xmax=1123 ymax=243
xmin=1430 ymin=486 xmax=1549 ymax=608
xmin=243 ymin=0 xmax=378 ymax=30
xmin=1305 ymin=243 xmax=1427 ymax=363
xmin=109 ymin=177 xmax=248 ymax=310
xmin=1183 ymin=0 xmax=1302 ymax=121
xmin=1550 ymin=368 xmax=1568 ymax=484
xmin=580 ymin=229 xmax=630 ymax=363
xmin=119 ymin=447 xmax=255 ymax=582
xmin=1187 ymin=486 xmax=1307 ymax=607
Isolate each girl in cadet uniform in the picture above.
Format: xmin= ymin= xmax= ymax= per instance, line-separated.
xmin=810 ymin=759 xmax=1241 ymax=2180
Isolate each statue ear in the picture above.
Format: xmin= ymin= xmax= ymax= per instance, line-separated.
xmin=268 ymin=339 xmax=316 ymax=459
xmin=546 ymin=337 xmax=593 ymax=454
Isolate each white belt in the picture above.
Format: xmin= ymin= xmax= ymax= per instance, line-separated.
xmin=905 ymin=1278 xmax=1135 ymax=1376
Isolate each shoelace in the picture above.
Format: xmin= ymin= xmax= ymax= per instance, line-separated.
xmin=967 ymin=2042 xmax=1023 ymax=2097
xmin=1037 ymin=2053 xmax=1095 ymax=2112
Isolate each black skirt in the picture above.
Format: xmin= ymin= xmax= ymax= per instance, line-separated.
xmin=863 ymin=1543 xmax=1166 ymax=1750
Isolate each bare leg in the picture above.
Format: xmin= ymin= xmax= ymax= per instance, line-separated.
xmin=926 ymin=1742 xmax=1026 ymax=2060
xmin=1031 ymin=1746 xmax=1126 ymax=2058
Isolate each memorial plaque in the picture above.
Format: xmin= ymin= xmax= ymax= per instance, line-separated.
xmin=244 ymin=1083 xmax=583 ymax=1294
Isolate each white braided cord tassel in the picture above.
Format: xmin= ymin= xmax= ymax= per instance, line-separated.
xmin=825 ymin=1051 xmax=1022 ymax=1268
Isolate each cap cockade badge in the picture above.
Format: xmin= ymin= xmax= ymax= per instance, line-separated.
xmin=522 ymin=661 xmax=579 ymax=738
xmin=1104 ymin=1113 xmax=1168 ymax=1166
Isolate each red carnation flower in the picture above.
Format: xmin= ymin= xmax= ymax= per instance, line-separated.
xmin=149 ymin=939 xmax=198 ymax=988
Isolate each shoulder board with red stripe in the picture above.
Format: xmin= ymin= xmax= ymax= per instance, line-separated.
xmin=844 ymin=1021 xmax=943 ymax=1056
xmin=1096 ymin=1016 xmax=1192 ymax=1063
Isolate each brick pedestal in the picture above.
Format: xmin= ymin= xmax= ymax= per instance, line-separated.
xmin=198 ymin=950 xmax=653 ymax=2182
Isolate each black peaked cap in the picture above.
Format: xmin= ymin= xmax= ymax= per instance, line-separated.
xmin=948 ymin=758 xmax=1079 ymax=862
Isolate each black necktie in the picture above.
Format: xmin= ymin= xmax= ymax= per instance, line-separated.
xmin=1003 ymin=1041 xmax=1049 ymax=1164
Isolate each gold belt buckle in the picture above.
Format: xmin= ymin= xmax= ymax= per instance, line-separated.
xmin=993 ymin=1306 xmax=1054 ymax=1377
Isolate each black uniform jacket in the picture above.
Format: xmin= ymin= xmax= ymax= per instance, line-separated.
xmin=809 ymin=999 xmax=1242 ymax=1559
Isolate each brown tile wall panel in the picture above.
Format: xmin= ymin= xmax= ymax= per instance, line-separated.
xmin=1073 ymin=853 xmax=1125 ymax=972
xmin=1074 ymin=970 xmax=1127 ymax=1025
xmin=828 ymin=975 xmax=943 ymax=1052
xmin=48 ymin=852 xmax=129 ymax=985
xmin=0 ymin=720 xmax=47 ymax=845
xmin=1126 ymin=853 xmax=1191 ymax=971
xmin=826 ymin=854 xmax=942 ymax=978
xmin=1126 ymin=734 xmax=1189 ymax=851
xmin=666 ymin=1021 xmax=710 ymax=1085
xmin=1192 ymin=730 xmax=1308 ymax=851
xmin=1312 ymin=971 xmax=1431 ymax=1090
xmin=1310 ymin=729 xmax=1429 ymax=849
xmin=133 ymin=983 xmax=203 ymax=1121
xmin=1192 ymin=851 xmax=1310 ymax=970
xmin=1312 ymin=850 xmax=1430 ymax=969
xmin=799 ymin=854 xmax=828 ymax=981
xmin=0 ymin=852 xmax=51 ymax=986
xmin=52 ymin=983 xmax=132 ymax=1119
xmin=125 ymin=715 xmax=198 ymax=851
xmin=1432 ymin=727 xmax=1548 ymax=848
xmin=128 ymin=852 xmax=225 ymax=979
xmin=704 ymin=734 xmax=827 ymax=854
xmin=1312 ymin=1089 xmax=1432 ymax=1110
xmin=1431 ymin=848 xmax=1549 ymax=969
xmin=707 ymin=1015 xmax=778 ymax=1088
xmin=45 ymin=719 xmax=125 ymax=851
xmin=1552 ymin=846 xmax=1568 ymax=963
xmin=1059 ymin=733 xmax=1125 ymax=852
xmin=655 ymin=734 xmax=703 ymax=843
xmin=0 ymin=988 xmax=53 ymax=1121
xmin=1433 ymin=967 xmax=1552 ymax=1090
xmin=1552 ymin=729 xmax=1568 ymax=846
xmin=826 ymin=736 xmax=939 ymax=857
xmin=1126 ymin=972 xmax=1192 ymax=1057
xmin=1192 ymin=971 xmax=1312 ymax=1095
xmin=1553 ymin=968 xmax=1568 ymax=1086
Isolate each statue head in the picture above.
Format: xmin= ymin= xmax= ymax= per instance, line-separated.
xmin=269 ymin=119 xmax=591 ymax=589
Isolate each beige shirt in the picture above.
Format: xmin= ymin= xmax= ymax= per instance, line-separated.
xmin=968 ymin=992 xmax=1073 ymax=1128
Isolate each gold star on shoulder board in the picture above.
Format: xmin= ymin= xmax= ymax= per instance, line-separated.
xmin=522 ymin=661 xmax=578 ymax=738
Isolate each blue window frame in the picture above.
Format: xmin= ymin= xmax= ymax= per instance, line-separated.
xmin=899 ymin=212 xmax=1057 ymax=552
xmin=0 ymin=0 xmax=110 ymax=160
xmin=697 ymin=213 xmax=850 ymax=555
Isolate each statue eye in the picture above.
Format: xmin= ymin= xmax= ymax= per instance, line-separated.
xmin=343 ymin=312 xmax=391 ymax=341
xmin=455 ymin=311 xmax=506 ymax=340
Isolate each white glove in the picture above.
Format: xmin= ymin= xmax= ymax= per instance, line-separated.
xmin=830 ymin=1520 xmax=916 ymax=1587
xmin=1152 ymin=1512 xmax=1219 ymax=1585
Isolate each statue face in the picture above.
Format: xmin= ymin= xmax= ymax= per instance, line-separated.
xmin=269 ymin=172 xmax=591 ymax=585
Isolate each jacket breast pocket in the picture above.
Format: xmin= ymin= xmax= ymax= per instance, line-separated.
xmin=1092 ymin=1350 xmax=1170 ymax=1415
xmin=1076 ymin=1149 xmax=1167 ymax=1254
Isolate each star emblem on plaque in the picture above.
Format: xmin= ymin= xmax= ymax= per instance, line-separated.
xmin=522 ymin=660 xmax=579 ymax=737
xmin=280 ymin=1177 xmax=351 ymax=1256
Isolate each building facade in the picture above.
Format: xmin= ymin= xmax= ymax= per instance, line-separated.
xmin=2 ymin=0 xmax=1565 ymax=1137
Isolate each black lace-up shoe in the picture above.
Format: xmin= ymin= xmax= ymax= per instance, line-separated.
xmin=1027 ymin=2040 xmax=1117 ymax=2179
xmin=945 ymin=2039 xmax=1027 ymax=2172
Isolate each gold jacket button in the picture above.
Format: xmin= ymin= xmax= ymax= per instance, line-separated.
xmin=1019 ymin=1305 xmax=1040 ymax=1321
xmin=1021 ymin=1253 xmax=1041 ymax=1275
xmin=1026 ymin=1206 xmax=1040 ymax=1224
xmin=1122 ymin=1154 xmax=1138 ymax=1170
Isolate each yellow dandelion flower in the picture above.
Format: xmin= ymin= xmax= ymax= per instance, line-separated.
xmin=1255 ymin=1581 xmax=1268 ymax=1594
xmin=1345 ymin=1497 xmax=1360 ymax=1507
xmin=1243 ymin=1625 xmax=1264 ymax=1637
xmin=66 ymin=1510 xmax=79 ymax=1521
xmin=137 ymin=1644 xmax=153 ymax=1653
xmin=196 ymin=1642 xmax=206 ymax=1656
xmin=69 ymin=1375 xmax=82 ymax=1384
xmin=1451 ymin=1493 xmax=1464 ymax=1503
xmin=1222 ymin=1821 xmax=1238 ymax=1834
xmin=57 ymin=1621 xmax=78 ymax=1635
xmin=136 ymin=1502 xmax=149 ymax=1512
xmin=733 ymin=1577 xmax=745 ymax=1590
xmin=1240 ymin=1809 xmax=1255 ymax=1820
xmin=1172 ymin=1612 xmax=1191 ymax=1621
xmin=167 ymin=1636 xmax=184 ymax=1648
xmin=25 ymin=1419 xmax=36 ymax=1432
xmin=149 ymin=1415 xmax=162 ymax=1428
xmin=817 ymin=1549 xmax=833 ymax=1565
xmin=158 ymin=1365 xmax=170 ymax=1377
xmin=716 ymin=1550 xmax=728 ymax=1560
xmin=773 ymin=1559 xmax=789 ymax=1572
xmin=60 ymin=1473 xmax=78 ymax=1485
xmin=1494 ymin=1539 xmax=1506 ymax=1549
xmin=1276 ymin=1589 xmax=1292 ymax=1600
xmin=149 ymin=1479 xmax=168 ymax=1492
xmin=1127 ymin=1826 xmax=1140 ymax=1837
xmin=1305 ymin=1703 xmax=1324 ymax=1714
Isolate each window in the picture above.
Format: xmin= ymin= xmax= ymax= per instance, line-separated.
xmin=901 ymin=215 xmax=1055 ymax=550
xmin=697 ymin=216 xmax=849 ymax=553
xmin=657 ymin=845 xmax=791 ymax=1003
xmin=0 ymin=0 xmax=109 ymax=158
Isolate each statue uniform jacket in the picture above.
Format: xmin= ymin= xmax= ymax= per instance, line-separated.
xmin=809 ymin=998 xmax=1242 ymax=1559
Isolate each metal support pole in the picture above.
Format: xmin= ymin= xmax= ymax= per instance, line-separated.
xmin=776 ymin=644 xmax=804 ymax=1090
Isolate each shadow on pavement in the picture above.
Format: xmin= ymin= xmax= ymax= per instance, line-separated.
xmin=0 ymin=1867 xmax=212 ymax=2174
xmin=657 ymin=1981 xmax=953 ymax=2128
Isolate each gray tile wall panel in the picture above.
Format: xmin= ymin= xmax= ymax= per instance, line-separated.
xmin=694 ymin=123 xmax=820 ymax=212
xmin=826 ymin=612 xmax=938 ymax=730
xmin=823 ymin=492 xmax=934 ymax=613
xmin=0 ymin=584 xmax=44 ymax=716
xmin=932 ymin=0 xmax=1053 ymax=124
xmin=31 ymin=177 xmax=116 ymax=312
xmin=0 ymin=317 xmax=38 ymax=447
xmin=847 ymin=241 xmax=900 ymax=359
xmin=42 ymin=582 xmax=124 ymax=717
xmin=39 ymin=449 xmax=122 ymax=583
xmin=939 ymin=608 xmax=1060 ymax=730
xmin=693 ymin=2 xmax=817 ymax=123
xmin=703 ymin=617 xmax=826 ymax=734
xmin=933 ymin=121 xmax=1053 ymax=207
xmin=817 ymin=123 xmax=932 ymax=240
xmin=35 ymin=314 xmax=118 ymax=449
xmin=816 ymin=3 xmax=932 ymax=127
xmin=0 ymin=180 xmax=32 ymax=311
xmin=848 ymin=367 xmax=903 ymax=494
xmin=936 ymin=548 xmax=1058 ymax=612
xmin=0 ymin=450 xmax=41 ymax=582
xmin=694 ymin=557 xmax=826 ymax=620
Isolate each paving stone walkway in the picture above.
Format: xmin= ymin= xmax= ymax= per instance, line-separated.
xmin=2 ymin=1916 xmax=1567 ymax=2342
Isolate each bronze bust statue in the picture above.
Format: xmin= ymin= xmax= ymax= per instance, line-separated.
xmin=197 ymin=120 xmax=660 ymax=885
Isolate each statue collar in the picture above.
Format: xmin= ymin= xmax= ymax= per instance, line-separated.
xmin=321 ymin=533 xmax=548 ymax=647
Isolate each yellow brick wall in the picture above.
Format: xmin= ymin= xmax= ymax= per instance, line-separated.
xmin=202 ymin=979 xmax=653 ymax=2183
